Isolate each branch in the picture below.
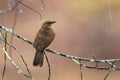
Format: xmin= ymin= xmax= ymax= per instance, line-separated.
xmin=0 ymin=41 xmax=33 ymax=79
xmin=0 ymin=25 xmax=33 ymax=45
xmin=0 ymin=26 xmax=34 ymax=80
xmin=1 ymin=25 xmax=120 ymax=71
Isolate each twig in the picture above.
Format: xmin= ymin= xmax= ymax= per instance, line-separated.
xmin=79 ymin=60 xmax=83 ymax=80
xmin=0 ymin=0 xmax=22 ymax=14
xmin=104 ymin=62 xmax=114 ymax=80
xmin=44 ymin=52 xmax=51 ymax=80
xmin=46 ymin=49 xmax=120 ymax=64
xmin=0 ymin=25 xmax=33 ymax=45
xmin=0 ymin=41 xmax=32 ymax=79
xmin=17 ymin=0 xmax=42 ymax=20
xmin=40 ymin=0 xmax=45 ymax=10
xmin=2 ymin=32 xmax=7 ymax=80
xmin=92 ymin=55 xmax=98 ymax=70
xmin=0 ymin=37 xmax=19 ymax=52
xmin=0 ymin=38 xmax=34 ymax=80
xmin=9 ymin=1 xmax=19 ymax=55
xmin=104 ymin=70 xmax=112 ymax=80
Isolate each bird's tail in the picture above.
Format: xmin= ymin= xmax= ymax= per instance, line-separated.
xmin=33 ymin=48 xmax=44 ymax=67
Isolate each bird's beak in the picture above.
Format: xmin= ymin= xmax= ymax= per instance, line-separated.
xmin=51 ymin=21 xmax=56 ymax=24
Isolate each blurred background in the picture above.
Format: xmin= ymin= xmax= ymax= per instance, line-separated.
xmin=0 ymin=0 xmax=120 ymax=80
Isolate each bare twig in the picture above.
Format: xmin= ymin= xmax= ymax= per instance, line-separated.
xmin=0 ymin=41 xmax=32 ymax=79
xmin=104 ymin=62 xmax=114 ymax=80
xmin=0 ymin=25 xmax=33 ymax=45
xmin=92 ymin=55 xmax=98 ymax=70
xmin=44 ymin=52 xmax=51 ymax=80
xmin=2 ymin=32 xmax=7 ymax=80
xmin=46 ymin=49 xmax=120 ymax=64
xmin=104 ymin=70 xmax=112 ymax=80
xmin=0 ymin=0 xmax=22 ymax=14
xmin=40 ymin=0 xmax=45 ymax=10
xmin=79 ymin=60 xmax=83 ymax=80
xmin=0 ymin=37 xmax=34 ymax=80
xmin=9 ymin=1 xmax=19 ymax=55
xmin=0 ymin=37 xmax=19 ymax=52
xmin=17 ymin=0 xmax=42 ymax=20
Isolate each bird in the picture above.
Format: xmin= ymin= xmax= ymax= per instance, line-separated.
xmin=33 ymin=21 xmax=56 ymax=67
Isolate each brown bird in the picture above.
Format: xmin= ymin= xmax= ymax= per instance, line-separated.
xmin=33 ymin=21 xmax=56 ymax=67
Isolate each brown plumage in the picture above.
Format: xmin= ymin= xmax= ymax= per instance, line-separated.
xmin=33 ymin=21 xmax=56 ymax=67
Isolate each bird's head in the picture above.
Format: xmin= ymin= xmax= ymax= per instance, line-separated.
xmin=42 ymin=21 xmax=56 ymax=29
